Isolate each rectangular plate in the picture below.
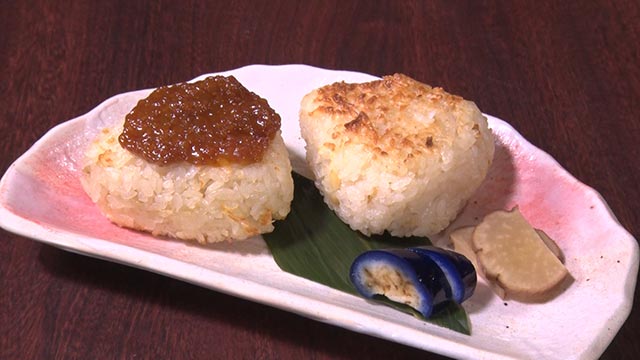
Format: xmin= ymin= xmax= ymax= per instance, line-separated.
xmin=1 ymin=65 xmax=637 ymax=359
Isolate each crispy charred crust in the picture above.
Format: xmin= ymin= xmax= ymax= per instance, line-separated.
xmin=344 ymin=112 xmax=379 ymax=141
xmin=425 ymin=136 xmax=434 ymax=148
xmin=344 ymin=112 xmax=370 ymax=131
xmin=303 ymin=73 xmax=479 ymax=165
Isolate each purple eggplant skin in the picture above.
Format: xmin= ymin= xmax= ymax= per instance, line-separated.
xmin=409 ymin=246 xmax=477 ymax=304
xmin=349 ymin=248 xmax=449 ymax=318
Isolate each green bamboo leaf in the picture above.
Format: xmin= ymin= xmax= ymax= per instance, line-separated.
xmin=263 ymin=172 xmax=471 ymax=335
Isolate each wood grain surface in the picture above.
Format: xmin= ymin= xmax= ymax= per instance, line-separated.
xmin=1 ymin=1 xmax=638 ymax=359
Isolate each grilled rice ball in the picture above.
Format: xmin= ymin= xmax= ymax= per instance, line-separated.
xmin=299 ymin=74 xmax=494 ymax=237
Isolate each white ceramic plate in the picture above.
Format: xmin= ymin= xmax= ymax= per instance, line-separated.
xmin=0 ymin=65 xmax=637 ymax=360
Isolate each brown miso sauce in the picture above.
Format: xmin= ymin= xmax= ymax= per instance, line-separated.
xmin=118 ymin=75 xmax=281 ymax=166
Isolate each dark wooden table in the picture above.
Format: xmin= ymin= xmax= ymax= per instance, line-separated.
xmin=1 ymin=1 xmax=638 ymax=359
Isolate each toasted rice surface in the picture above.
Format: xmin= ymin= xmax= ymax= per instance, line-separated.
xmin=299 ymin=74 xmax=494 ymax=236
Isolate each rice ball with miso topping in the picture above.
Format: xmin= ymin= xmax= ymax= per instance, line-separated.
xmin=81 ymin=76 xmax=294 ymax=243
xmin=299 ymin=74 xmax=494 ymax=237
